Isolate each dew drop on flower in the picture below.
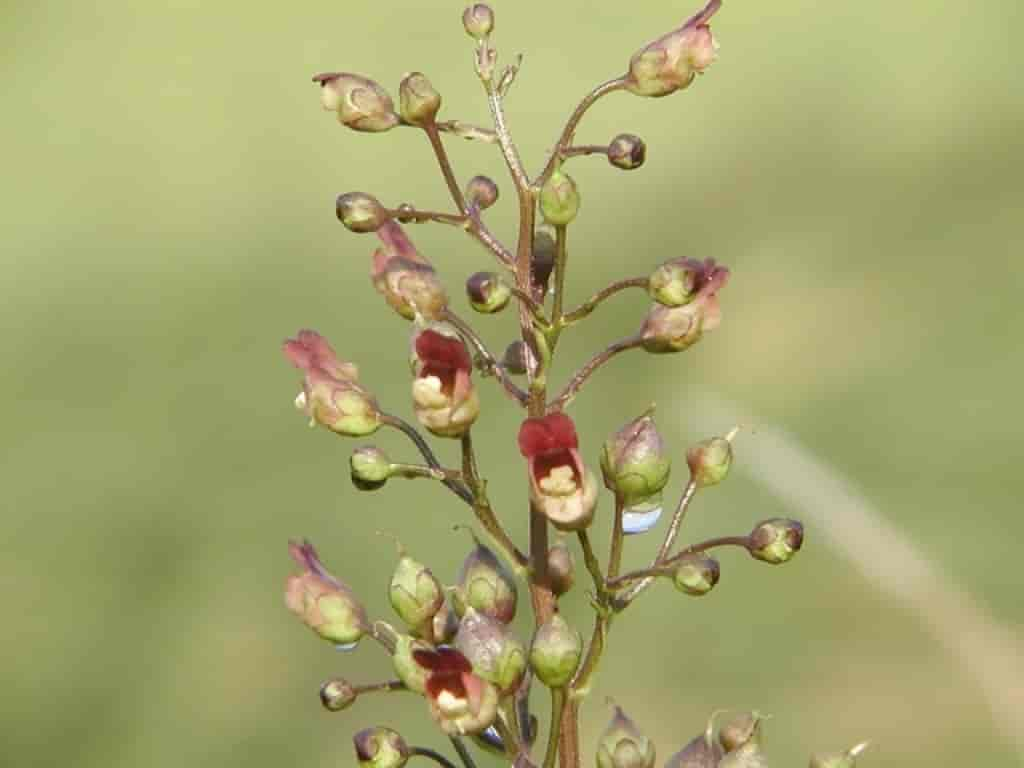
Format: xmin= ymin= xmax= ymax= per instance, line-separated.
xmin=334 ymin=641 xmax=359 ymax=652
xmin=622 ymin=497 xmax=663 ymax=535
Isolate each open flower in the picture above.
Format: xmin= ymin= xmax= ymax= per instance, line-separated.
xmin=412 ymin=648 xmax=499 ymax=735
xmin=640 ymin=259 xmax=729 ymax=353
xmin=283 ymin=329 xmax=381 ymax=436
xmin=371 ymin=220 xmax=448 ymax=321
xmin=410 ymin=326 xmax=480 ymax=437
xmin=626 ymin=0 xmax=721 ymax=97
xmin=518 ymin=413 xmax=598 ymax=530
xmin=285 ymin=540 xmax=368 ymax=646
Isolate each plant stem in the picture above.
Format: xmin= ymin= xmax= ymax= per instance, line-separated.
xmin=548 ymin=225 xmax=569 ymax=350
xmin=424 ymin=121 xmax=468 ymax=213
xmin=442 ymin=309 xmax=529 ymax=406
xmin=389 ymin=207 xmax=467 ymax=226
xmin=536 ymin=77 xmax=628 ymax=186
xmin=449 ymin=737 xmax=479 ymax=768
xmin=380 ymin=413 xmax=474 ymax=505
xmin=576 ymin=529 xmax=605 ymax=598
xmin=354 ymin=680 xmax=407 ymax=695
xmin=607 ymin=495 xmax=626 ymax=581
xmin=561 ymin=144 xmax=608 ymax=159
xmin=543 ymin=688 xmax=566 ymax=768
xmin=548 ymin=334 xmax=644 ymax=411
xmin=434 ymin=119 xmax=499 ymax=144
xmin=561 ymin=277 xmax=648 ymax=325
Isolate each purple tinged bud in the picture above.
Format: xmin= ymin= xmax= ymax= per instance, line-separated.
xmin=648 ymin=258 xmax=701 ymax=307
xmin=392 ymin=634 xmax=431 ymax=694
xmin=539 ymin=168 xmax=580 ymax=226
xmin=399 ymin=72 xmax=442 ymax=126
xmin=350 ymin=446 xmax=392 ymax=490
xmin=371 ymin=220 xmax=449 ymax=322
xmin=718 ymin=715 xmax=768 ymax=768
xmin=462 ymin=4 xmax=495 ymax=40
xmin=672 ymin=553 xmax=720 ymax=596
xmin=320 ymin=678 xmax=358 ymax=712
xmin=337 ymin=192 xmax=390 ymax=233
xmin=686 ymin=430 xmax=736 ymax=488
xmin=625 ymin=0 xmax=721 ymax=98
xmin=547 ymin=541 xmax=575 ymax=597
xmin=665 ymin=714 xmax=724 ymax=768
xmin=453 ymin=535 xmax=518 ymax=624
xmin=501 ymin=340 xmax=531 ymax=376
xmin=529 ymin=613 xmax=582 ymax=688
xmin=313 ymin=72 xmax=400 ymax=132
xmin=748 ymin=519 xmax=804 ymax=564
xmin=718 ymin=713 xmax=762 ymax=753
xmin=809 ymin=742 xmax=870 ymax=768
xmin=465 ymin=175 xmax=499 ymax=209
xmin=597 ymin=705 xmax=657 ymax=768
xmin=608 ymin=134 xmax=647 ymax=170
xmin=455 ymin=608 xmax=528 ymax=695
xmin=600 ymin=408 xmax=671 ymax=507
xmin=466 ymin=271 xmax=512 ymax=314
xmin=285 ymin=540 xmax=368 ymax=646
xmin=354 ymin=727 xmax=410 ymax=768
xmin=388 ymin=546 xmax=444 ymax=633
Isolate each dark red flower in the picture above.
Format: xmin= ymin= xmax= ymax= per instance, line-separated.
xmin=518 ymin=413 xmax=597 ymax=531
xmin=415 ymin=330 xmax=472 ymax=397
xmin=411 ymin=648 xmax=497 ymax=735
xmin=410 ymin=327 xmax=479 ymax=438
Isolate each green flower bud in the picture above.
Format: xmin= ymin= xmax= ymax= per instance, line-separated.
xmin=529 ymin=613 xmax=582 ymax=688
xmin=462 ymin=4 xmax=494 ymax=40
xmin=354 ymin=727 xmax=410 ymax=768
xmin=399 ymin=72 xmax=441 ymax=126
xmin=350 ymin=446 xmax=392 ymax=490
xmin=624 ymin=1 xmax=720 ymax=98
xmin=285 ymin=541 xmax=368 ymax=647
xmin=547 ymin=541 xmax=575 ymax=597
xmin=597 ymin=705 xmax=657 ymax=768
xmin=319 ymin=678 xmax=357 ymax=712
xmin=501 ymin=340 xmax=531 ymax=376
xmin=748 ymin=518 xmax=804 ymax=564
xmin=665 ymin=713 xmax=723 ymax=768
xmin=672 ymin=553 xmax=720 ymax=596
xmin=392 ymin=634 xmax=431 ymax=694
xmin=539 ymin=169 xmax=580 ymax=226
xmin=336 ymin=192 xmax=390 ymax=233
xmin=389 ymin=546 xmax=444 ymax=632
xmin=648 ymin=259 xmax=700 ymax=307
xmin=809 ymin=742 xmax=870 ymax=768
xmin=465 ymin=175 xmax=499 ymax=209
xmin=607 ymin=134 xmax=646 ymax=171
xmin=455 ymin=608 xmax=528 ymax=695
xmin=718 ymin=715 xmax=767 ymax=768
xmin=600 ymin=408 xmax=671 ymax=507
xmin=686 ymin=431 xmax=735 ymax=488
xmin=466 ymin=271 xmax=511 ymax=314
xmin=313 ymin=72 xmax=399 ymax=133
xmin=453 ymin=535 xmax=518 ymax=624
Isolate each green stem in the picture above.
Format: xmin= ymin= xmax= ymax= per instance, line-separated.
xmin=548 ymin=225 xmax=569 ymax=351
xmin=561 ymin=277 xmax=648 ymax=326
xmin=449 ymin=737 xmax=479 ymax=768
xmin=380 ymin=413 xmax=474 ymax=505
xmin=607 ymin=495 xmax=626 ymax=581
xmin=543 ymin=688 xmax=566 ymax=768
xmin=424 ymin=121 xmax=468 ymax=212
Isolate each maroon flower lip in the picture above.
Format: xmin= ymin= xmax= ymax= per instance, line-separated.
xmin=518 ymin=413 xmax=582 ymax=486
xmin=415 ymin=330 xmax=472 ymax=396
xmin=413 ymin=647 xmax=472 ymax=700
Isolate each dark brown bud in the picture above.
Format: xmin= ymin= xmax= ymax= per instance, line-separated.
xmin=547 ymin=541 xmax=575 ymax=596
xmin=501 ymin=340 xmax=531 ymax=376
xmin=465 ymin=175 xmax=499 ymax=209
xmin=354 ymin=727 xmax=410 ymax=768
xmin=672 ymin=553 xmax=720 ymax=596
xmin=466 ymin=271 xmax=511 ymax=314
xmin=608 ymin=134 xmax=647 ymax=170
xmin=531 ymin=230 xmax=556 ymax=298
xmin=748 ymin=519 xmax=804 ymax=564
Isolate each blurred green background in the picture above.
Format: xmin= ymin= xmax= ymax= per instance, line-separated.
xmin=2 ymin=0 xmax=1021 ymax=766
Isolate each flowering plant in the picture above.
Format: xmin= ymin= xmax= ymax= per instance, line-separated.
xmin=282 ymin=4 xmax=867 ymax=768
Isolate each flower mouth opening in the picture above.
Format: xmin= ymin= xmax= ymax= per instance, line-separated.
xmin=419 ymin=362 xmax=457 ymax=397
xmin=533 ymin=450 xmax=581 ymax=491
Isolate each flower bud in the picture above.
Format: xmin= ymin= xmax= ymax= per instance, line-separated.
xmin=640 ymin=260 xmax=728 ymax=353
xmin=672 ymin=553 xmax=720 ymax=596
xmin=455 ymin=608 xmax=528 ymax=695
xmin=686 ymin=432 xmax=734 ymax=488
xmin=718 ymin=713 xmax=762 ymax=753
xmin=415 ymin=648 xmax=499 ymax=735
xmin=501 ymin=340 xmax=531 ymax=376
xmin=648 ymin=258 xmax=701 ymax=307
xmin=392 ymin=634 xmax=431 ymax=694
xmin=466 ymin=271 xmax=511 ymax=314
xmin=465 ymin=175 xmax=499 ymax=209
xmin=625 ymin=0 xmax=720 ymax=98
xmin=529 ymin=613 xmax=582 ymax=688
xmin=519 ymin=413 xmax=599 ymax=531
xmin=547 ymin=541 xmax=575 ymax=597
xmin=389 ymin=546 xmax=444 ymax=633
xmin=453 ymin=534 xmax=518 ymax=624
xmin=410 ymin=325 xmax=480 ymax=437
xmin=597 ymin=705 xmax=657 ymax=768
xmin=320 ymin=678 xmax=358 ymax=712
xmin=531 ymin=230 xmax=557 ymax=298
xmin=600 ymin=408 xmax=671 ymax=508
xmin=313 ymin=72 xmax=400 ymax=132
xmin=371 ymin=220 xmax=448 ymax=322
xmin=809 ymin=742 xmax=870 ymax=768
xmin=718 ymin=715 xmax=767 ymax=768
xmin=337 ymin=192 xmax=390 ymax=233
xmin=748 ymin=519 xmax=804 ymax=564
xmin=665 ymin=714 xmax=723 ymax=768
xmin=539 ymin=168 xmax=580 ymax=226
xmin=350 ymin=446 xmax=392 ymax=490
xmin=285 ymin=540 xmax=368 ymax=647
xmin=608 ymin=134 xmax=646 ymax=171
xmin=462 ymin=4 xmax=494 ymax=40
xmin=284 ymin=330 xmax=382 ymax=436
xmin=432 ymin=601 xmax=459 ymax=644
xmin=399 ymin=72 xmax=441 ymax=126
xmin=354 ymin=727 xmax=410 ymax=768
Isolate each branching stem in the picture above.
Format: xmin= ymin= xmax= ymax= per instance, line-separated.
xmin=549 ymin=334 xmax=645 ymax=411
xmin=561 ymin=277 xmax=648 ymax=326
xmin=380 ymin=413 xmax=474 ymax=505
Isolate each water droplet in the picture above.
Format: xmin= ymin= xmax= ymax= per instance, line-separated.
xmin=334 ymin=641 xmax=359 ymax=652
xmin=622 ymin=498 xmax=663 ymax=535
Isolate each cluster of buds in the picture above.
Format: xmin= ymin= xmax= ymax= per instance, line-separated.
xmin=279 ymin=3 xmax=852 ymax=768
